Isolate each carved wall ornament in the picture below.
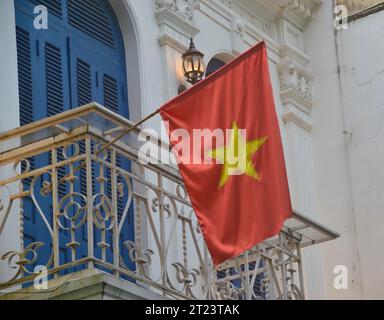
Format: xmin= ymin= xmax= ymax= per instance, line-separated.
xmin=278 ymin=57 xmax=314 ymax=109
xmin=156 ymin=0 xmax=201 ymax=24
xmin=155 ymin=0 xmax=201 ymax=51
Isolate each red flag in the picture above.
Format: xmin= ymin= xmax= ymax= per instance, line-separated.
xmin=159 ymin=41 xmax=292 ymax=266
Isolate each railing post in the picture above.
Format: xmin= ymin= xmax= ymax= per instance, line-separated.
xmin=98 ymin=153 xmax=107 ymax=262
xmin=279 ymin=233 xmax=288 ymax=300
xmin=158 ymin=173 xmax=167 ymax=290
xmin=244 ymin=250 xmax=252 ymax=300
xmin=85 ymin=135 xmax=94 ymax=268
xmin=51 ymin=147 xmax=60 ymax=276
xmin=297 ymin=243 xmax=306 ymax=300
xmin=18 ymin=175 xmax=25 ymax=274
xmin=111 ymin=149 xmax=119 ymax=275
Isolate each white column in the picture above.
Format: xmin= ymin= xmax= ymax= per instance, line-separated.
xmin=0 ymin=0 xmax=22 ymax=286
xmin=276 ymin=9 xmax=326 ymax=299
xmin=153 ymin=0 xmax=203 ymax=295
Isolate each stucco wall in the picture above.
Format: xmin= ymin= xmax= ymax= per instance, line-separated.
xmin=335 ymin=8 xmax=384 ymax=299
xmin=304 ymin=0 xmax=365 ymax=299
xmin=0 ymin=0 xmax=22 ymax=285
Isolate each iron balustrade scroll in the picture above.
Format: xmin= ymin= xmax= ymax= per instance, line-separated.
xmin=0 ymin=103 xmax=339 ymax=300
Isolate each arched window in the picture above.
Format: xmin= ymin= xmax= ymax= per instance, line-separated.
xmin=15 ymin=0 xmax=133 ymax=273
xmin=205 ymin=57 xmax=226 ymax=77
xmin=16 ymin=0 xmax=129 ymax=125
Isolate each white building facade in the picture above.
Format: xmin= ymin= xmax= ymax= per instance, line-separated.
xmin=0 ymin=0 xmax=382 ymax=300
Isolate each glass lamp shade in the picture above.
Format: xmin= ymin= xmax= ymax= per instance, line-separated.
xmin=182 ymin=39 xmax=206 ymax=85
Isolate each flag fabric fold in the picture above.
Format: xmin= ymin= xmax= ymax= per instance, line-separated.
xmin=159 ymin=41 xmax=292 ymax=266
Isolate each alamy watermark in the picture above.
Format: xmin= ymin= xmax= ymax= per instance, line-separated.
xmin=137 ymin=122 xmax=257 ymax=172
xmin=334 ymin=5 xmax=349 ymax=30
xmin=33 ymin=5 xmax=48 ymax=30
xmin=34 ymin=265 xmax=48 ymax=290
xmin=333 ymin=265 xmax=348 ymax=290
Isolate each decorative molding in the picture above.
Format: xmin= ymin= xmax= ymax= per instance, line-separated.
xmin=276 ymin=17 xmax=305 ymax=55
xmin=230 ymin=15 xmax=247 ymax=55
xmin=271 ymin=1 xmax=319 ymax=131
xmin=155 ymin=0 xmax=201 ymax=52
xmin=154 ymin=0 xmax=319 ymax=131
xmin=216 ymin=0 xmax=274 ymax=38
xmin=272 ymin=0 xmax=323 ymax=25
xmin=282 ymin=108 xmax=313 ymax=132
xmin=199 ymin=0 xmax=281 ymax=63
xmin=214 ymin=0 xmax=323 ymax=33
xmin=199 ymin=0 xmax=323 ymax=63
xmin=155 ymin=0 xmax=201 ymax=24
xmin=278 ymin=56 xmax=314 ymax=131
xmin=278 ymin=57 xmax=313 ymax=105
xmin=279 ymin=43 xmax=310 ymax=67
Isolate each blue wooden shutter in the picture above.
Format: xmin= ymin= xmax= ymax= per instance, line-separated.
xmin=76 ymin=58 xmax=96 ymax=197
xmin=31 ymin=0 xmax=63 ymax=19
xmin=44 ymin=42 xmax=67 ymax=199
xmin=103 ymin=74 xmax=119 ymax=113
xmin=76 ymin=59 xmax=92 ymax=105
xmin=16 ymin=27 xmax=34 ymax=126
xmin=103 ymin=74 xmax=127 ymax=219
xmin=16 ymin=27 xmax=36 ymax=184
xmin=45 ymin=43 xmax=64 ymax=117
xmin=16 ymin=0 xmax=133 ymax=272
xmin=67 ymin=0 xmax=115 ymax=48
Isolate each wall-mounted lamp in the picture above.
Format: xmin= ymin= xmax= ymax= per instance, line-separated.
xmin=179 ymin=38 xmax=206 ymax=94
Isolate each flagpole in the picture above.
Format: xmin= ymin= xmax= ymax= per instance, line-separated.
xmin=47 ymin=108 xmax=161 ymax=193
xmin=96 ymin=108 xmax=161 ymax=156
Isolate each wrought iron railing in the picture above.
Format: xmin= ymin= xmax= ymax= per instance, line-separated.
xmin=0 ymin=103 xmax=339 ymax=300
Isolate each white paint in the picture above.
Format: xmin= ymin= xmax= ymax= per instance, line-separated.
xmin=335 ymin=8 xmax=384 ymax=299
xmin=0 ymin=0 xmax=22 ymax=286
xmin=305 ymin=0 xmax=364 ymax=299
xmin=333 ymin=265 xmax=349 ymax=290
xmin=1 ymin=0 xmax=382 ymax=300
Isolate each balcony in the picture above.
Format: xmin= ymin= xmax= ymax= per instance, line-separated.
xmin=0 ymin=103 xmax=339 ymax=300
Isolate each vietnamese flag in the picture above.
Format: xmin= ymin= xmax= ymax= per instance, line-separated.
xmin=159 ymin=41 xmax=292 ymax=266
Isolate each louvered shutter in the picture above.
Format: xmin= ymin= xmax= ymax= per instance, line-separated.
xmin=16 ymin=27 xmax=36 ymax=182
xmin=76 ymin=59 xmax=92 ymax=105
xmin=75 ymin=58 xmax=96 ymax=199
xmin=45 ymin=43 xmax=64 ymax=117
xmin=44 ymin=42 xmax=67 ymax=198
xmin=67 ymin=0 xmax=115 ymax=48
xmin=16 ymin=0 xmax=133 ymax=271
xmin=103 ymin=75 xmax=119 ymax=113
xmin=16 ymin=27 xmax=34 ymax=126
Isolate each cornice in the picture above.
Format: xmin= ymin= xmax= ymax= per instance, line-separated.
xmin=214 ymin=0 xmax=275 ymax=38
xmin=155 ymin=0 xmax=201 ymax=24
xmin=199 ymin=0 xmax=281 ymax=62
xmin=199 ymin=0 xmax=322 ymax=64
xmin=271 ymin=0 xmax=323 ymax=27
xmin=214 ymin=0 xmax=323 ymax=30
xmin=155 ymin=0 xmax=201 ymax=52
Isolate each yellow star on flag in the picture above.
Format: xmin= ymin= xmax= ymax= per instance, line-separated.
xmin=207 ymin=122 xmax=268 ymax=188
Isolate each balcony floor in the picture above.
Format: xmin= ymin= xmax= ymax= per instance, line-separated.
xmin=0 ymin=269 xmax=168 ymax=300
